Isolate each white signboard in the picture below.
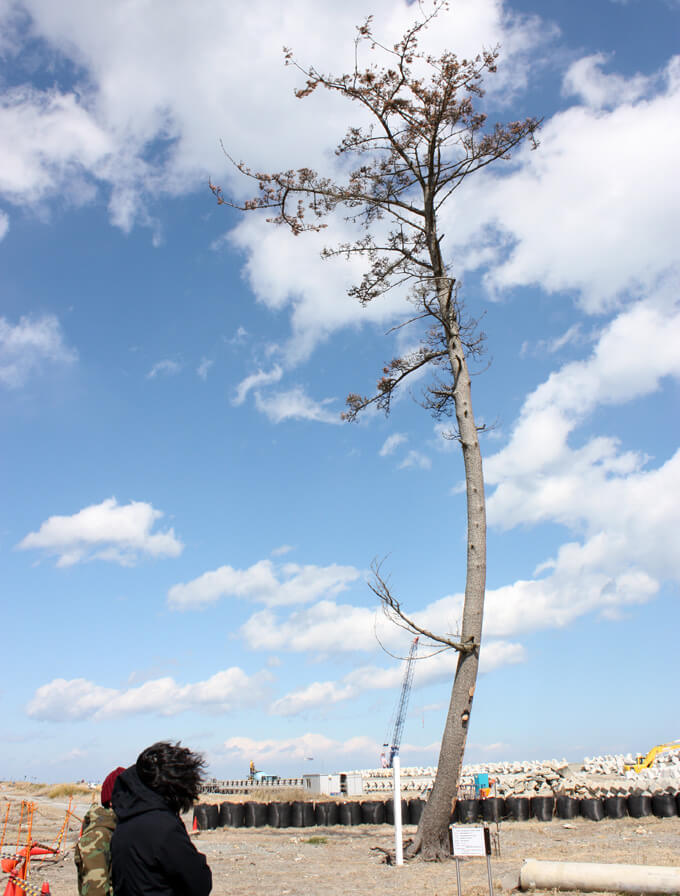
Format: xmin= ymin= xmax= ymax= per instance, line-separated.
xmin=450 ymin=825 xmax=488 ymax=857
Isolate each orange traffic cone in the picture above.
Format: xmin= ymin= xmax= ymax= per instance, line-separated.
xmin=40 ymin=883 xmax=50 ymax=896
xmin=192 ymin=815 xmax=198 ymax=832
xmin=3 ymin=878 xmax=16 ymax=896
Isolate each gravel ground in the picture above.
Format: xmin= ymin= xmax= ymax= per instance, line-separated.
xmin=3 ymin=784 xmax=680 ymax=896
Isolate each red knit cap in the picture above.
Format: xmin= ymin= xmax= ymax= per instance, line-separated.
xmin=101 ymin=766 xmax=126 ymax=807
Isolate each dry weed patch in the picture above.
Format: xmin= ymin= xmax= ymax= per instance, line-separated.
xmin=44 ymin=783 xmax=93 ymax=799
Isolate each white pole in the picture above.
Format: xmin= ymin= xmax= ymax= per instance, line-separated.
xmin=393 ymin=754 xmax=403 ymax=866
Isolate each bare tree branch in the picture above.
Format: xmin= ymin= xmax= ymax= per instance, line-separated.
xmin=368 ymin=561 xmax=477 ymax=655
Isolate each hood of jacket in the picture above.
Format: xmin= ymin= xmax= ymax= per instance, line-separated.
xmin=82 ymin=804 xmax=117 ymax=832
xmin=111 ymin=766 xmax=171 ymax=822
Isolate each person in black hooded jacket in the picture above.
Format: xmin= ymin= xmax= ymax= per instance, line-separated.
xmin=111 ymin=741 xmax=212 ymax=896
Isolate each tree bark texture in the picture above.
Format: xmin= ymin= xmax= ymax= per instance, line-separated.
xmin=408 ymin=273 xmax=487 ymax=859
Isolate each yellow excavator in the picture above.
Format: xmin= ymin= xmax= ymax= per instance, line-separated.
xmin=624 ymin=741 xmax=680 ymax=773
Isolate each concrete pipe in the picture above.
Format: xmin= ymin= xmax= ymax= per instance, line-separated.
xmin=520 ymin=859 xmax=680 ymax=894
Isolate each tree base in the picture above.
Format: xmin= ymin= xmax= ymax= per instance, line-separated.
xmin=405 ymin=834 xmax=452 ymax=862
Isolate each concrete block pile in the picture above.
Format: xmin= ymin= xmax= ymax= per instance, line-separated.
xmin=467 ymin=759 xmax=571 ymax=797
xmin=355 ymin=751 xmax=680 ymax=797
xmin=359 ymin=766 xmax=436 ymax=792
xmin=579 ymin=752 xmax=680 ymax=796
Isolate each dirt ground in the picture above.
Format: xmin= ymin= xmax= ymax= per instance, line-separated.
xmin=3 ymin=784 xmax=680 ymax=896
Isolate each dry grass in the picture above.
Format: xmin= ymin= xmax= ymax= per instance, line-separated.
xmin=43 ymin=783 xmax=94 ymax=799
xmin=250 ymin=786 xmax=311 ymax=802
xmin=1 ymin=781 xmax=48 ymax=792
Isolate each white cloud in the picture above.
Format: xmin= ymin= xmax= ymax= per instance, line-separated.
xmin=221 ymin=732 xmax=379 ymax=764
xmin=253 ymin=386 xmax=342 ymax=424
xmin=2 ymin=0 xmax=524 ymax=215
xmin=521 ymin=324 xmax=587 ymax=359
xmin=0 ymin=0 xmax=550 ymax=354
xmin=18 ymin=497 xmax=183 ymax=566
xmin=443 ymin=57 xmax=680 ymax=311
xmin=228 ymin=216 xmax=413 ymax=365
xmin=471 ymin=291 xmax=680 ymax=636
xmin=0 ymin=85 xmax=111 ymax=204
xmin=0 ymin=210 xmax=8 ymax=239
xmin=271 ymin=641 xmax=526 ymax=715
xmin=197 ymin=357 xmax=214 ymax=380
xmin=548 ymin=323 xmax=584 ymax=353
xmin=26 ymin=679 xmax=118 ymax=722
xmin=240 ymin=600 xmax=378 ymax=653
xmin=398 ymin=450 xmax=432 ymax=471
xmin=486 ymin=294 xmax=680 ymax=547
xmin=271 ymin=681 xmax=355 ymax=716
xmin=379 ymin=433 xmax=408 ymax=457
xmin=232 ymin=365 xmax=282 ymax=405
xmin=0 ymin=313 xmax=77 ymax=387
xmin=239 ymin=540 xmax=664 ymax=660
xmin=432 ymin=422 xmax=458 ymax=451
xmin=147 ymin=359 xmax=181 ymax=378
xmin=50 ymin=747 xmax=88 ymax=764
xmin=26 ymin=667 xmax=270 ymax=721
xmin=562 ymin=54 xmax=656 ymax=109
xmin=168 ymin=558 xmax=361 ymax=610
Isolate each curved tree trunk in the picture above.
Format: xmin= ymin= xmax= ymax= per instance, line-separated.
xmin=407 ymin=283 xmax=487 ymax=859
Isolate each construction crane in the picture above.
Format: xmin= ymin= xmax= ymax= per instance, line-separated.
xmin=383 ymin=636 xmax=419 ymax=768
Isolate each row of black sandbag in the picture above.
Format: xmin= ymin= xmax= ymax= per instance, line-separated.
xmin=193 ymin=791 xmax=680 ymax=830
xmin=193 ymin=798 xmax=423 ymax=830
xmin=455 ymin=792 xmax=680 ymax=823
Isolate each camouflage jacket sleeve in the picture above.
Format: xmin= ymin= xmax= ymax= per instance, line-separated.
xmin=74 ymin=806 xmax=116 ymax=896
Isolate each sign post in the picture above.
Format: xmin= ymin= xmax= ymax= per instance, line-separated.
xmin=393 ymin=755 xmax=403 ymax=866
xmin=449 ymin=825 xmax=494 ymax=896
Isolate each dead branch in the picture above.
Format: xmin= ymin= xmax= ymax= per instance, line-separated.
xmin=368 ymin=561 xmax=477 ymax=655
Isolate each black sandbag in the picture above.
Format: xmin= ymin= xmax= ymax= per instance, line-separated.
xmin=482 ymin=797 xmax=505 ymax=823
xmin=193 ymin=804 xmax=214 ymax=831
xmin=360 ymin=801 xmax=385 ymax=825
xmin=627 ymin=794 xmax=652 ymax=818
xmin=218 ymin=802 xmax=232 ymax=827
xmin=291 ymin=801 xmax=315 ymax=828
xmin=580 ymin=798 xmax=605 ymax=821
xmin=652 ymin=793 xmax=677 ymax=818
xmin=555 ymin=796 xmax=579 ymax=819
xmin=196 ymin=804 xmax=219 ymax=829
xmin=337 ymin=802 xmax=362 ymax=826
xmin=268 ymin=801 xmax=292 ymax=828
xmin=457 ymin=799 xmax=481 ymax=824
xmin=207 ymin=804 xmax=219 ymax=828
xmin=604 ymin=796 xmax=627 ymax=819
xmin=505 ymin=797 xmax=530 ymax=821
xmin=676 ymin=794 xmax=680 ymax=816
xmin=315 ymin=801 xmax=339 ymax=826
xmin=408 ymin=798 xmax=425 ymax=824
xmin=531 ymin=796 xmax=554 ymax=822
xmin=384 ymin=799 xmax=409 ymax=825
xmin=230 ymin=803 xmax=245 ymax=828
xmin=449 ymin=802 xmax=459 ymax=824
xmin=244 ymin=801 xmax=268 ymax=827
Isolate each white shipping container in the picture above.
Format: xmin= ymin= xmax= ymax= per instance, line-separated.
xmin=303 ymin=773 xmax=341 ymax=795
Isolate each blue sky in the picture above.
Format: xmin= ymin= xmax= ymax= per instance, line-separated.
xmin=1 ymin=0 xmax=679 ymax=782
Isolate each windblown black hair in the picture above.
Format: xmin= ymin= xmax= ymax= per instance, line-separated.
xmin=136 ymin=741 xmax=206 ymax=814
